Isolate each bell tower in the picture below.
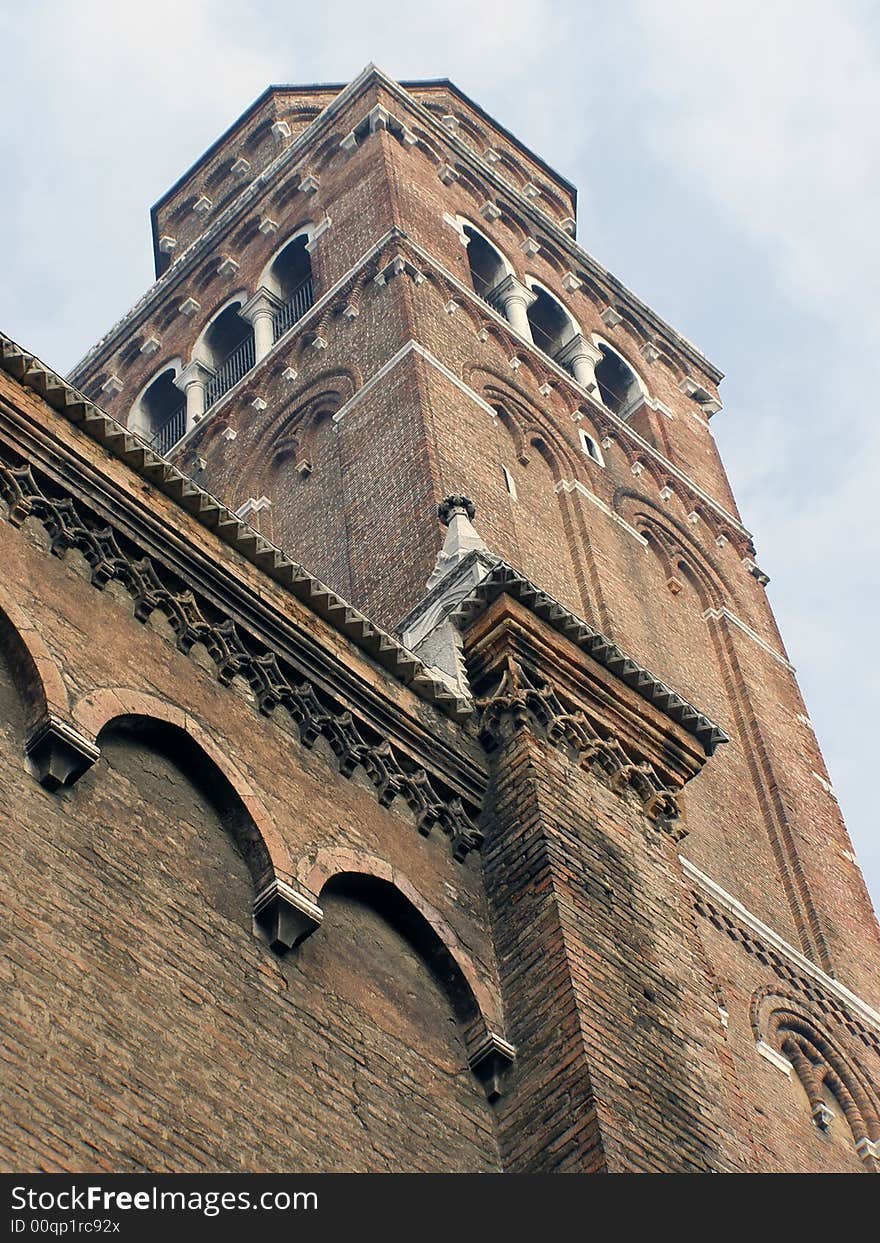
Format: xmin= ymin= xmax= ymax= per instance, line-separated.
xmin=60 ymin=65 xmax=880 ymax=1172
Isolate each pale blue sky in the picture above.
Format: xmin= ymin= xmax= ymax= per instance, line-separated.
xmin=1 ymin=1 xmax=878 ymax=917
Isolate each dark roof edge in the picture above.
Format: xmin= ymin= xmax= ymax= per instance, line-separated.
xmin=149 ymin=71 xmax=577 ymax=226
xmin=451 ymin=561 xmax=729 ymax=756
xmin=0 ymin=329 xmax=473 ymax=721
xmin=399 ymin=78 xmax=578 ymax=206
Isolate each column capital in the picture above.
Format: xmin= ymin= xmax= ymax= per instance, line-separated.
xmin=555 ymin=333 xmax=602 ymax=370
xmin=240 ymin=286 xmax=282 ymax=324
xmin=489 ymin=273 xmax=537 ymax=309
xmin=174 ymin=359 xmax=214 ymax=392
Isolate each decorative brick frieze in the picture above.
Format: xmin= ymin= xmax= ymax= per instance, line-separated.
xmin=475 ymin=654 xmax=686 ymax=837
xmin=0 ymin=438 xmax=484 ymax=861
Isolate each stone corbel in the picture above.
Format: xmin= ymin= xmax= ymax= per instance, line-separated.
xmin=373 ymin=255 xmax=425 ymax=287
xmin=467 ymin=1031 xmax=516 ymax=1102
xmin=305 ymin=217 xmax=332 ymax=253
xmin=253 ymin=878 xmax=323 ymax=953
xmin=25 ymin=713 xmax=100 ymax=791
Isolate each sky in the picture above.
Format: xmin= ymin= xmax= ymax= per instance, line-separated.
xmin=0 ymin=1 xmax=878 ymax=919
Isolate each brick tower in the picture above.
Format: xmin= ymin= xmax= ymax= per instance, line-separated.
xmin=2 ymin=66 xmax=879 ymax=1173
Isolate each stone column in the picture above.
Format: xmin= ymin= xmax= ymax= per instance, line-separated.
xmin=555 ymin=334 xmax=603 ymax=395
xmin=489 ymin=274 xmax=537 ymax=341
xmin=174 ymin=360 xmax=213 ymax=430
xmin=241 ymin=287 xmax=281 ymax=364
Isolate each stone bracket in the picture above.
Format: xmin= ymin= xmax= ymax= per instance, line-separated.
xmin=253 ymin=878 xmax=323 ymax=954
xmin=467 ymin=1030 xmax=516 ymax=1102
xmin=25 ymin=714 xmax=100 ymax=791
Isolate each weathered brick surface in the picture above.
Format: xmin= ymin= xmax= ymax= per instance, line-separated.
xmin=3 ymin=69 xmax=880 ymax=1173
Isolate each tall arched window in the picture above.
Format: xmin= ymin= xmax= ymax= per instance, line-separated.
xmin=594 ymin=343 xmax=644 ymax=418
xmin=263 ymin=233 xmax=314 ymax=339
xmin=526 ymin=285 xmax=575 ymax=358
xmin=129 ymin=366 xmax=186 ymax=454
xmin=462 ymin=223 xmax=509 ymax=301
xmin=197 ymin=301 xmax=255 ymax=410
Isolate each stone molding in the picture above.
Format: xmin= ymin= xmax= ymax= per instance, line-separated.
xmin=475 ymin=654 xmax=687 ymax=837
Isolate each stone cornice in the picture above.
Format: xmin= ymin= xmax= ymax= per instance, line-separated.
xmin=682 ymin=856 xmax=880 ymax=1040
xmin=453 ymin=560 xmax=729 ymax=757
xmin=0 ymin=374 xmax=488 ymax=860
xmin=69 ymin=66 xmax=722 ymax=389
xmin=0 ymin=331 xmax=472 ymax=724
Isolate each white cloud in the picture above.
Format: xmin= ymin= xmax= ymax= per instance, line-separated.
xmin=626 ymin=0 xmax=880 ymax=911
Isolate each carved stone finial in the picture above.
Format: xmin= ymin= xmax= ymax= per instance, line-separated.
xmin=438 ymin=495 xmax=476 ymax=526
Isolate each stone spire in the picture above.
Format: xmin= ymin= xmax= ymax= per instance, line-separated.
xmin=398 ymin=497 xmax=498 ymax=693
xmin=426 ymin=496 xmax=490 ymax=590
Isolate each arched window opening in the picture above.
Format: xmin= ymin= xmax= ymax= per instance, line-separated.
xmin=265 ymin=234 xmax=315 ymax=340
xmin=462 ymin=225 xmax=508 ymax=302
xmin=526 ymin=285 xmax=577 ymax=365
xmin=130 ymin=367 xmax=186 ymax=454
xmin=201 ymin=302 xmax=255 ymax=410
xmin=595 ymin=345 xmax=644 ymax=418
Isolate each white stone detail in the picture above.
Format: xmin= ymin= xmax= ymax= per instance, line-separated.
xmin=250 ymin=396 xmax=268 ymax=412
xmin=305 ymin=217 xmax=331 ymax=252
xmin=702 ymin=608 xmax=795 ymax=671
xmin=101 ymin=374 xmax=124 ymax=397
xmin=235 ymin=495 xmax=272 ymax=519
xmin=523 ymin=182 xmax=540 ymax=199
xmin=230 ymin=156 xmax=251 ymax=176
xmin=281 ymin=366 xmax=298 ymax=382
xmin=259 ymin=216 xmax=279 ymax=235
xmin=271 ymin=120 xmax=291 ymax=140
xmin=193 ymin=195 xmax=212 ymax=215
xmin=438 ymin=164 xmax=458 ymax=185
xmin=560 ymin=216 xmax=576 ymax=235
xmin=521 ymin=237 xmax=540 ymax=256
xmin=756 ymin=1041 xmax=793 ymax=1077
xmin=555 ymin=480 xmax=648 ymax=546
xmin=811 ymin=770 xmax=837 ymax=800
xmin=139 ymin=336 xmax=160 ymax=356
xmin=339 ymin=131 xmax=358 ymax=152
xmin=178 ymin=297 xmax=201 ymax=317
xmin=158 ymin=235 xmax=176 ymax=254
xmin=681 ymin=856 xmax=880 ymax=1035
xmin=659 ymin=485 xmax=673 ymax=501
xmin=641 ymin=342 xmax=661 ymax=363
xmin=562 ymin=271 xmax=582 ymax=292
xmin=221 ymin=427 xmax=237 ymax=441
xmin=600 ymin=305 xmax=623 ymax=328
xmin=480 ymin=201 xmax=502 ymax=222
xmin=217 ymin=255 xmax=239 ymax=277
xmin=299 ymin=174 xmax=320 ymax=194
